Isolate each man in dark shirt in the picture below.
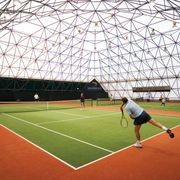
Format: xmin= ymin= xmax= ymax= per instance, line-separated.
xmin=80 ymin=93 xmax=85 ymax=109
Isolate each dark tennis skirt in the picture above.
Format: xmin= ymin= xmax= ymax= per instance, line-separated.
xmin=134 ymin=111 xmax=152 ymax=125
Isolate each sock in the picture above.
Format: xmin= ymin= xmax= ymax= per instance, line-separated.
xmin=162 ymin=126 xmax=168 ymax=131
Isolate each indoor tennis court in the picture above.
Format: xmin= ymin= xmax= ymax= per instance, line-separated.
xmin=0 ymin=101 xmax=180 ymax=179
xmin=0 ymin=0 xmax=180 ymax=180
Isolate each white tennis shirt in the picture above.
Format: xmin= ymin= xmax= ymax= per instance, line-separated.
xmin=124 ymin=99 xmax=143 ymax=118
xmin=34 ymin=94 xmax=39 ymax=100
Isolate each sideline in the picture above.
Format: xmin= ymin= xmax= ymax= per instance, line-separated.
xmin=2 ymin=113 xmax=114 ymax=154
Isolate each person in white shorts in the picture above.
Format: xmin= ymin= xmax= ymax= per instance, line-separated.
xmin=121 ymin=97 xmax=174 ymax=148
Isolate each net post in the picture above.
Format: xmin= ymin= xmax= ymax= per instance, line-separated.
xmin=91 ymin=99 xmax=93 ymax=107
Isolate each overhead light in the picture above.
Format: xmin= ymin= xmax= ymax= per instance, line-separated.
xmin=44 ymin=46 xmax=47 ymax=51
xmin=149 ymin=0 xmax=156 ymax=8
xmin=5 ymin=9 xmax=11 ymax=15
xmin=80 ymin=50 xmax=83 ymax=56
xmin=172 ymin=21 xmax=177 ymax=28
xmin=150 ymin=28 xmax=155 ymax=35
xmin=2 ymin=8 xmax=13 ymax=22
xmin=77 ymin=27 xmax=83 ymax=34
xmin=108 ymin=41 xmax=112 ymax=48
xmin=95 ymin=21 xmax=99 ymax=27
xmin=123 ymin=35 xmax=128 ymax=40
xmin=110 ymin=13 xmax=114 ymax=18
xmin=164 ymin=47 xmax=168 ymax=52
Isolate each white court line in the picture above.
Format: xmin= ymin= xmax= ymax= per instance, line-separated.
xmin=0 ymin=124 xmax=76 ymax=170
xmin=37 ymin=116 xmax=86 ymax=125
xmin=50 ymin=110 xmax=90 ymax=118
xmin=1 ymin=116 xmax=179 ymax=170
xmin=37 ymin=111 xmax=120 ymax=125
xmin=3 ymin=113 xmax=113 ymax=154
xmin=76 ymin=124 xmax=180 ymax=170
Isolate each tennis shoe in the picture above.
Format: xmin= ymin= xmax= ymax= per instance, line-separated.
xmin=166 ymin=129 xmax=174 ymax=138
xmin=134 ymin=142 xmax=143 ymax=148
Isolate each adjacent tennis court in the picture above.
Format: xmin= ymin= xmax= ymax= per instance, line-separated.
xmin=0 ymin=101 xmax=179 ymax=169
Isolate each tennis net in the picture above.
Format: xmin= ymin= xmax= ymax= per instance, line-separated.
xmin=0 ymin=99 xmax=93 ymax=113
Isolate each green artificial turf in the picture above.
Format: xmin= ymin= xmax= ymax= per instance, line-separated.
xmin=0 ymin=103 xmax=179 ymax=168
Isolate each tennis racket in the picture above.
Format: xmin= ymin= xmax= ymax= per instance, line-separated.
xmin=120 ymin=106 xmax=128 ymax=128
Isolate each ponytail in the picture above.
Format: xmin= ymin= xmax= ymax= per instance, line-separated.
xmin=120 ymin=97 xmax=128 ymax=115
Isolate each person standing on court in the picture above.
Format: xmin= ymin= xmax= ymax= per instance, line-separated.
xmin=34 ymin=93 xmax=39 ymax=102
xmin=161 ymin=96 xmax=166 ymax=106
xmin=80 ymin=93 xmax=85 ymax=109
xmin=121 ymin=97 xmax=174 ymax=148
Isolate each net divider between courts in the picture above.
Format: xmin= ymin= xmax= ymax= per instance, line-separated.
xmin=0 ymin=99 xmax=93 ymax=113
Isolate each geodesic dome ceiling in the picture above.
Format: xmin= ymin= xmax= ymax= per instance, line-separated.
xmin=0 ymin=0 xmax=180 ymax=99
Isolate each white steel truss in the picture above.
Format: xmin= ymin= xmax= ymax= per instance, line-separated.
xmin=0 ymin=0 xmax=179 ymax=99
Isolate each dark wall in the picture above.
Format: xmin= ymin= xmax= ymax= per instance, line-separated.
xmin=0 ymin=90 xmax=81 ymax=101
xmin=0 ymin=77 xmax=108 ymax=101
xmin=83 ymin=79 xmax=108 ymax=100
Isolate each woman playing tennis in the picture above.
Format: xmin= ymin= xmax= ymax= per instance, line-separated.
xmin=121 ymin=97 xmax=174 ymax=148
